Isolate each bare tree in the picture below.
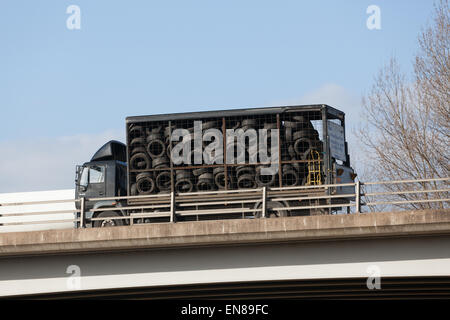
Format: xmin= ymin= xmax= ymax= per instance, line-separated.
xmin=358 ymin=0 xmax=449 ymax=211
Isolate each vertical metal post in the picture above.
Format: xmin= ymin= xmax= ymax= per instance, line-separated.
xmin=262 ymin=187 xmax=267 ymax=218
xmin=79 ymin=197 xmax=85 ymax=228
xmin=276 ymin=114 xmax=282 ymax=188
xmin=321 ymin=106 xmax=332 ymax=215
xmin=170 ymin=191 xmax=176 ymax=222
xmin=169 ymin=121 xmax=175 ymax=193
xmin=222 ymin=117 xmax=228 ymax=190
xmin=355 ymin=180 xmax=361 ymax=213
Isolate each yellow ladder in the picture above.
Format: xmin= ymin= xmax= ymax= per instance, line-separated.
xmin=306 ymin=150 xmax=322 ymax=186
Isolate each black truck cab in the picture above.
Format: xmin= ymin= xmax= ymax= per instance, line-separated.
xmin=75 ymin=141 xmax=128 ymax=227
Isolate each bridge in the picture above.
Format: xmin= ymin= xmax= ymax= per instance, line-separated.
xmin=1 ymin=208 xmax=450 ymax=299
xmin=0 ymin=177 xmax=449 ymax=299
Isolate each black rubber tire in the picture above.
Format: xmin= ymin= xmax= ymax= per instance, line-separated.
xmin=213 ymin=166 xmax=225 ymax=175
xmin=129 ymin=125 xmax=144 ymax=139
xmin=214 ymin=171 xmax=232 ymax=189
xmin=136 ymin=173 xmax=155 ymax=194
xmin=147 ymin=138 xmax=166 ymax=159
xmin=236 ymin=165 xmax=255 ymax=177
xmin=93 ymin=211 xmax=124 ymax=228
xmin=237 ymin=173 xmax=256 ymax=189
xmin=150 ymin=126 xmax=162 ymax=134
xmin=130 ymin=146 xmax=147 ymax=155
xmin=176 ymin=170 xmax=193 ymax=180
xmin=152 ymin=156 xmax=170 ymax=169
xmin=136 ymin=172 xmax=152 ymax=181
xmin=282 ymin=168 xmax=299 ymax=187
xmin=253 ymin=201 xmax=289 ymax=218
xmin=294 ymin=138 xmax=312 ymax=157
xmin=197 ymin=172 xmax=214 ymax=180
xmin=156 ymin=171 xmax=171 ymax=192
xmin=175 ymin=179 xmax=194 ymax=193
xmin=293 ymin=130 xmax=311 ymax=141
xmin=130 ymin=152 xmax=151 ymax=170
xmin=283 ymin=121 xmax=302 ymax=129
xmin=255 ymin=167 xmax=277 ymax=187
xmin=196 ymin=173 xmax=215 ymax=191
xmin=193 ymin=167 xmax=209 ymax=176
xmin=146 ymin=132 xmax=162 ymax=142
xmin=130 ymin=137 xmax=146 ymax=148
xmin=292 ymin=117 xmax=314 ymax=130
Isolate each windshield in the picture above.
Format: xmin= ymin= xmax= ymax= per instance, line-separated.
xmin=79 ymin=165 xmax=105 ymax=187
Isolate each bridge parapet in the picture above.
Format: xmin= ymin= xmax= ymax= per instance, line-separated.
xmin=1 ymin=208 xmax=449 ymax=257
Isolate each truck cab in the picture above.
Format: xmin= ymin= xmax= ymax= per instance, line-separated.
xmin=75 ymin=140 xmax=128 ymax=227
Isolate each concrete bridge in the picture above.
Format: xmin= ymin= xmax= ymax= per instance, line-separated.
xmin=1 ymin=208 xmax=450 ymax=299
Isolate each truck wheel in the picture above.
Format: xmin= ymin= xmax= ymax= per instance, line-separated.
xmin=253 ymin=201 xmax=289 ymax=218
xmin=94 ymin=211 xmax=124 ymax=228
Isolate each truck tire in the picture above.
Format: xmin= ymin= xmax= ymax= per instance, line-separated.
xmin=152 ymin=156 xmax=170 ymax=169
xmin=283 ymin=121 xmax=302 ymax=129
xmin=294 ymin=138 xmax=312 ymax=157
xmin=156 ymin=171 xmax=171 ymax=192
xmin=130 ymin=137 xmax=146 ymax=148
xmin=214 ymin=169 xmax=233 ymax=189
xmin=237 ymin=173 xmax=256 ymax=189
xmin=292 ymin=130 xmax=310 ymax=141
xmin=130 ymin=152 xmax=151 ymax=170
xmin=253 ymin=200 xmax=289 ymax=218
xmin=130 ymin=146 xmax=147 ymax=155
xmin=255 ymin=166 xmax=277 ymax=187
xmin=146 ymin=136 xmax=166 ymax=159
xmin=193 ymin=167 xmax=209 ymax=176
xmin=196 ymin=173 xmax=215 ymax=191
xmin=129 ymin=125 xmax=144 ymax=139
xmin=175 ymin=179 xmax=194 ymax=193
xmin=136 ymin=173 xmax=155 ymax=194
xmin=282 ymin=165 xmax=299 ymax=187
xmin=93 ymin=211 xmax=124 ymax=228
xmin=236 ymin=165 xmax=255 ymax=177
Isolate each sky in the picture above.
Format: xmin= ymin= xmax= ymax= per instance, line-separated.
xmin=0 ymin=0 xmax=436 ymax=192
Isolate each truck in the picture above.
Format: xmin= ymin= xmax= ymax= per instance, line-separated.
xmin=75 ymin=104 xmax=356 ymax=228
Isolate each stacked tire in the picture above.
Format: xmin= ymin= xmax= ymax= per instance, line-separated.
xmin=128 ymin=116 xmax=322 ymax=195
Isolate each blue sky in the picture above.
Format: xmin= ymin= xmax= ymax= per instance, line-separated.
xmin=0 ymin=1 xmax=435 ymax=192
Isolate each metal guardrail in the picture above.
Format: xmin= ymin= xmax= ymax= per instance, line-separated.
xmin=0 ymin=177 xmax=448 ymax=229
